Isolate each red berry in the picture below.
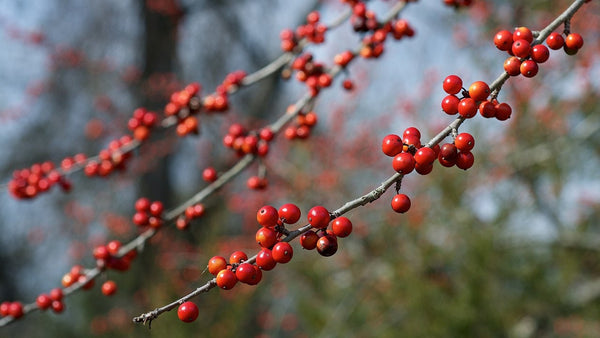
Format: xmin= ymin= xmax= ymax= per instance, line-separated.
xmin=257 ymin=205 xmax=279 ymax=227
xmin=307 ymin=206 xmax=330 ymax=229
xmin=504 ymin=56 xmax=522 ymax=76
xmin=495 ymin=102 xmax=512 ymax=121
xmin=93 ymin=245 xmax=110 ymax=260
xmin=494 ymin=30 xmax=513 ymax=51
xmin=51 ymin=300 xmax=64 ymax=313
xmin=207 ymin=256 xmax=228 ymax=275
xmin=149 ymin=201 xmax=164 ymax=217
xmin=442 ymin=75 xmax=463 ymax=95
xmin=415 ymin=162 xmax=434 ymax=175
xmin=300 ymin=230 xmax=319 ymax=250
xmin=479 ymin=100 xmax=496 ymax=118
xmin=565 ymin=33 xmax=584 ymax=50
xmin=272 ymin=242 xmax=293 ymax=264
xmin=256 ymin=248 xmax=277 ymax=271
xmin=391 ymin=194 xmax=411 ymax=213
xmin=440 ymin=143 xmax=458 ymax=162
xmin=106 ymin=240 xmax=121 ymax=256
xmin=455 ymin=133 xmax=475 ymax=152
xmin=332 ymin=217 xmax=352 ymax=238
xmin=546 ymin=32 xmax=564 ymax=50
xmin=392 ymin=153 xmax=416 ymax=175
xmin=520 ymin=60 xmax=539 ymax=78
xmin=402 ymin=134 xmax=421 ymax=150
xmin=531 ymin=45 xmax=549 ymax=63
xmin=49 ymin=288 xmax=63 ymax=301
xmin=216 ymin=269 xmax=238 ymax=290
xmin=402 ymin=127 xmax=421 ymax=140
xmin=178 ymin=301 xmax=199 ymax=323
xmin=456 ymin=151 xmax=475 ymax=170
xmin=101 ymin=280 xmax=117 ymax=296
xmin=256 ymin=227 xmax=278 ymax=248
xmin=235 ymin=263 xmax=258 ymax=284
xmin=458 ymin=98 xmax=477 ymax=118
xmin=9 ymin=302 xmax=24 ymax=318
xmin=135 ymin=197 xmax=151 ymax=212
xmin=132 ymin=212 xmax=149 ymax=226
xmin=36 ymin=294 xmax=52 ymax=310
xmin=229 ymin=251 xmax=248 ymax=264
xmin=316 ymin=235 xmax=338 ymax=257
xmin=513 ymin=27 xmax=533 ymax=43
xmin=468 ymin=81 xmax=490 ymax=102
xmin=512 ymin=39 xmax=531 ymax=58
xmin=441 ymin=95 xmax=460 ymax=115
xmin=414 ymin=147 xmax=436 ymax=165
xmin=0 ymin=302 xmax=9 ymax=317
xmin=381 ymin=134 xmax=403 ymax=157
xmin=202 ymin=167 xmax=218 ymax=182
xmin=278 ymin=203 xmax=301 ymax=224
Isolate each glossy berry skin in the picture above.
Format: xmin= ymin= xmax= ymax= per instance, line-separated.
xmin=392 ymin=153 xmax=416 ymax=175
xmin=101 ymin=280 xmax=117 ymax=296
xmin=300 ymin=230 xmax=319 ymax=250
xmin=495 ymin=102 xmax=512 ymax=121
xmin=414 ymin=147 xmax=436 ymax=165
xmin=332 ymin=217 xmax=353 ymax=238
xmin=307 ymin=206 xmax=330 ymax=229
xmin=36 ymin=294 xmax=52 ymax=310
xmin=178 ymin=301 xmax=199 ymax=323
xmin=149 ymin=201 xmax=164 ymax=217
xmin=257 ymin=205 xmax=279 ymax=227
xmin=455 ymin=133 xmax=475 ymax=152
xmin=278 ymin=203 xmax=301 ymax=224
xmin=565 ymin=33 xmax=584 ymax=50
xmin=402 ymin=127 xmax=421 ymax=140
xmin=456 ymin=151 xmax=475 ymax=170
xmin=256 ymin=227 xmax=278 ymax=248
xmin=202 ymin=167 xmax=218 ymax=182
xmin=440 ymin=143 xmax=458 ymax=162
xmin=381 ymin=134 xmax=404 ymax=157
xmin=468 ymin=81 xmax=490 ymax=102
xmin=504 ymin=57 xmax=522 ymax=76
xmin=207 ymin=256 xmax=228 ymax=275
xmin=49 ymin=288 xmax=63 ymax=301
xmin=272 ymin=242 xmax=293 ymax=264
xmin=441 ymin=95 xmax=459 ymax=115
xmin=256 ymin=248 xmax=277 ymax=271
xmin=442 ymin=75 xmax=463 ymax=95
xmin=216 ymin=269 xmax=238 ymax=290
xmin=458 ymin=98 xmax=477 ymax=118
xmin=479 ymin=101 xmax=496 ymax=118
xmin=229 ymin=251 xmax=248 ymax=264
xmin=511 ymin=39 xmax=531 ymax=58
xmin=494 ymin=30 xmax=513 ymax=51
xmin=531 ymin=45 xmax=549 ymax=63
xmin=235 ymin=263 xmax=258 ymax=284
xmin=51 ymin=301 xmax=64 ymax=313
xmin=513 ymin=26 xmax=533 ymax=43
xmin=8 ymin=302 xmax=24 ymax=318
xmin=546 ymin=32 xmax=564 ymax=50
xmin=391 ymin=194 xmax=411 ymax=213
xmin=316 ymin=235 xmax=338 ymax=257
xmin=520 ymin=60 xmax=539 ymax=78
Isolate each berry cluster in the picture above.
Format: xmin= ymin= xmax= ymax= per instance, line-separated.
xmin=163 ymin=82 xmax=202 ymax=136
xmin=132 ymin=197 xmax=165 ymax=228
xmin=92 ymin=240 xmax=137 ymax=272
xmin=291 ymin=53 xmax=333 ymax=96
xmin=300 ymin=206 xmax=353 ymax=257
xmin=8 ymin=161 xmax=68 ymax=199
xmin=127 ymin=107 xmax=159 ymax=141
xmin=83 ymin=136 xmax=134 ymax=177
xmin=495 ymin=27 xmax=584 ymax=79
xmin=441 ymin=75 xmax=512 ymax=121
xmin=284 ymin=109 xmax=318 ymax=140
xmin=280 ymin=11 xmax=327 ymax=52
xmin=359 ymin=19 xmax=415 ymax=59
xmin=222 ymin=123 xmax=271 ymax=157
xmin=175 ymin=203 xmax=205 ymax=230
xmin=204 ymin=70 xmax=246 ymax=111
xmin=34 ymin=288 xmax=65 ymax=313
xmin=0 ymin=301 xmax=24 ymax=319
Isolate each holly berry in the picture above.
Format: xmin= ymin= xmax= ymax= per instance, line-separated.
xmin=504 ymin=56 xmax=522 ymax=76
xmin=456 ymin=151 xmax=475 ymax=170
xmin=9 ymin=302 xmax=24 ymax=318
xmin=51 ymin=300 xmax=64 ymax=313
xmin=531 ymin=45 xmax=549 ymax=63
xmin=235 ymin=263 xmax=259 ymax=284
xmin=256 ymin=248 xmax=277 ymax=271
xmin=202 ymin=167 xmax=218 ymax=182
xmin=511 ymin=39 xmax=531 ymax=58
xmin=546 ymin=32 xmax=564 ymax=50
xmin=307 ymin=206 xmax=330 ymax=229
xmin=441 ymin=95 xmax=460 ymax=115
xmin=229 ymin=251 xmax=248 ymax=264
xmin=36 ymin=294 xmax=52 ymax=310
xmin=468 ymin=81 xmax=490 ymax=102
xmin=479 ymin=101 xmax=496 ymax=118
xmin=256 ymin=227 xmax=278 ymax=248
xmin=216 ymin=269 xmax=238 ymax=290
xmin=454 ymin=133 xmax=475 ymax=152
xmin=278 ymin=203 xmax=301 ymax=224
xmin=494 ymin=30 xmax=513 ymax=51
xmin=300 ymin=230 xmax=319 ymax=250
xmin=565 ymin=33 xmax=584 ymax=50
xmin=495 ymin=102 xmax=512 ymax=121
xmin=403 ymin=127 xmax=421 ymax=140
xmin=207 ymin=256 xmax=228 ymax=275
xmin=442 ymin=75 xmax=463 ymax=95
xmin=381 ymin=134 xmax=404 ymax=157
xmin=332 ymin=217 xmax=353 ymax=238
xmin=49 ymin=288 xmax=63 ymax=301
xmin=149 ymin=201 xmax=164 ymax=217
xmin=392 ymin=153 xmax=416 ymax=175
xmin=391 ymin=194 xmax=411 ymax=213
xmin=520 ymin=60 xmax=539 ymax=78
xmin=101 ymin=280 xmax=117 ymax=296
xmin=458 ymin=98 xmax=477 ymax=118
xmin=316 ymin=235 xmax=338 ymax=257
xmin=178 ymin=301 xmax=199 ymax=323
xmin=513 ymin=26 xmax=533 ymax=43
xmin=257 ymin=205 xmax=279 ymax=227
xmin=414 ymin=147 xmax=436 ymax=165
xmin=272 ymin=242 xmax=294 ymax=264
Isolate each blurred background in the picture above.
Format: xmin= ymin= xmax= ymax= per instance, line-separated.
xmin=0 ymin=0 xmax=599 ymax=336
